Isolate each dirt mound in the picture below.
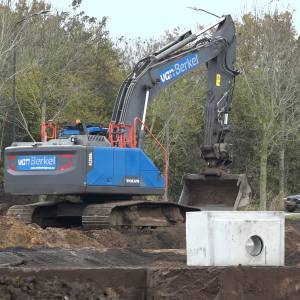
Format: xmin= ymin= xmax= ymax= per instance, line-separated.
xmin=0 ymin=216 xmax=185 ymax=250
xmin=0 ymin=217 xmax=102 ymax=249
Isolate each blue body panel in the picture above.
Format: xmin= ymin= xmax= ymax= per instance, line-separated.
xmin=87 ymin=126 xmax=108 ymax=135
xmin=87 ymin=147 xmax=164 ymax=190
xmin=59 ymin=126 xmax=108 ymax=137
xmin=59 ymin=129 xmax=81 ymax=136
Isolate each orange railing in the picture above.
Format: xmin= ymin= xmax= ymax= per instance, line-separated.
xmin=108 ymin=122 xmax=135 ymax=148
xmin=41 ymin=121 xmax=57 ymax=142
xmin=133 ymin=117 xmax=169 ymax=193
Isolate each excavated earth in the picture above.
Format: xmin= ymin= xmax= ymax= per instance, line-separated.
xmin=0 ymin=193 xmax=299 ymax=298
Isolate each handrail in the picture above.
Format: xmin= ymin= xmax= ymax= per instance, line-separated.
xmin=108 ymin=122 xmax=135 ymax=148
xmin=133 ymin=117 xmax=169 ymax=193
xmin=41 ymin=121 xmax=57 ymax=142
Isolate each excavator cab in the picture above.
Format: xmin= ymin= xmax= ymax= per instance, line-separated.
xmin=179 ymin=169 xmax=251 ymax=210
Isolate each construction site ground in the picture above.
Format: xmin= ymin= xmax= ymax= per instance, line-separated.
xmin=0 ymin=194 xmax=299 ymax=299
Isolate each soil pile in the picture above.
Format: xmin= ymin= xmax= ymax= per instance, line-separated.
xmin=0 ymin=216 xmax=185 ymax=249
xmin=0 ymin=217 xmax=102 ymax=249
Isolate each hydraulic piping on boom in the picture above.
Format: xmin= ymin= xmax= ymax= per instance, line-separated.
xmin=113 ymin=16 xmax=236 ymax=166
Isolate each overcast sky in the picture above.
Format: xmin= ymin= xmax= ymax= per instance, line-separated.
xmin=47 ymin=0 xmax=299 ymax=39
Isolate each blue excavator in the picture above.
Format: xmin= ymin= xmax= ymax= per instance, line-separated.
xmin=4 ymin=15 xmax=251 ymax=229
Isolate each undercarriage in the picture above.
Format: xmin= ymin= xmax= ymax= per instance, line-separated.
xmin=7 ymin=199 xmax=200 ymax=229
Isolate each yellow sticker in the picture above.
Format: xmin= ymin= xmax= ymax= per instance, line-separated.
xmin=216 ymin=73 xmax=221 ymax=86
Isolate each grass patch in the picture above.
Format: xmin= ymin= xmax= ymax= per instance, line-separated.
xmin=285 ymin=213 xmax=300 ymax=221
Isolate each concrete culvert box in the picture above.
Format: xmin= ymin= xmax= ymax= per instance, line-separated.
xmin=186 ymin=211 xmax=285 ymax=266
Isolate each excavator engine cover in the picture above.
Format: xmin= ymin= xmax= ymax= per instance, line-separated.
xmin=178 ymin=170 xmax=251 ymax=210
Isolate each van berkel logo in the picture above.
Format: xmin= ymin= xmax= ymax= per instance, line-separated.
xmin=159 ymin=53 xmax=200 ymax=84
xmin=16 ymin=155 xmax=56 ymax=170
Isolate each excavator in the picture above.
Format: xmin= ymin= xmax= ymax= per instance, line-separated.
xmin=4 ymin=15 xmax=251 ymax=229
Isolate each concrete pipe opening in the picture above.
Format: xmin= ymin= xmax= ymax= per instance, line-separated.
xmin=245 ymin=235 xmax=264 ymax=256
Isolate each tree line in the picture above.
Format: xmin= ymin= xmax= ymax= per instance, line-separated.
xmin=0 ymin=0 xmax=299 ymax=209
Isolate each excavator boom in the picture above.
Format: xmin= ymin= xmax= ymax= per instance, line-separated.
xmin=111 ymin=15 xmax=251 ymax=209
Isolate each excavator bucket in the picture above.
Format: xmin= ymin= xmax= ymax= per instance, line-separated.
xmin=178 ymin=169 xmax=251 ymax=210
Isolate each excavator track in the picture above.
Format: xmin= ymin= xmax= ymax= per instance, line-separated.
xmin=6 ymin=200 xmax=200 ymax=229
xmin=82 ymin=201 xmax=194 ymax=230
xmin=7 ymin=204 xmax=38 ymax=224
xmin=6 ymin=201 xmax=84 ymax=228
xmin=82 ymin=202 xmax=121 ymax=230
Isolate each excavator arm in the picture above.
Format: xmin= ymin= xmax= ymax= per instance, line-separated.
xmin=112 ymin=15 xmax=238 ymax=167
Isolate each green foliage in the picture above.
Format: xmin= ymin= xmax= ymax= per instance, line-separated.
xmin=4 ymin=0 xmax=125 ymax=141
xmin=232 ymin=10 xmax=300 ymax=206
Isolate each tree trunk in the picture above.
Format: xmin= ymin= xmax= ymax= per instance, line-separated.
xmin=163 ymin=123 xmax=170 ymax=201
xmin=0 ymin=116 xmax=7 ymax=162
xmin=40 ymin=74 xmax=47 ymax=143
xmin=279 ymin=146 xmax=285 ymax=197
xmin=259 ymin=134 xmax=269 ymax=210
xmin=149 ymin=115 xmax=156 ymax=134
xmin=279 ymin=112 xmax=286 ymax=197
xmin=40 ymin=75 xmax=46 ymax=124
